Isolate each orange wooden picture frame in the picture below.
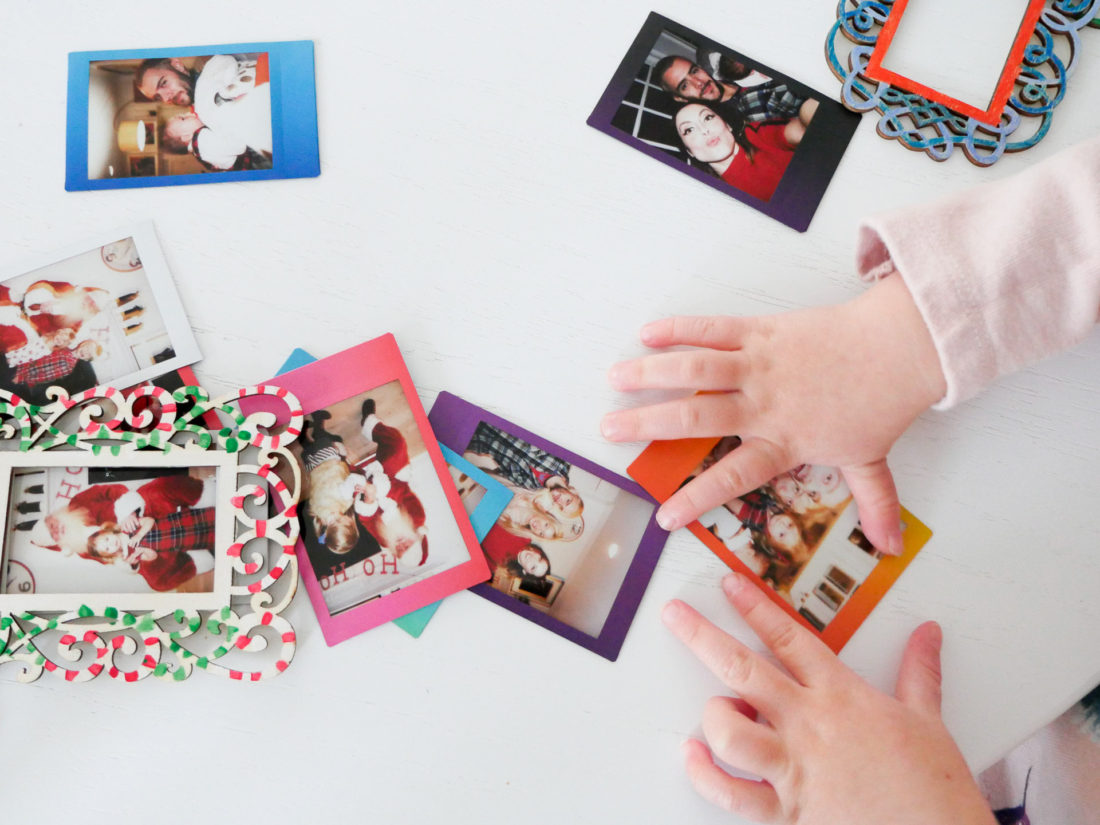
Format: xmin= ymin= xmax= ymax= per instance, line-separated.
xmin=865 ymin=0 xmax=1046 ymax=126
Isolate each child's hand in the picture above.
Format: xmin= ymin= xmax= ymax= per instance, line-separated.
xmin=602 ymin=276 xmax=945 ymax=554
xmin=359 ymin=479 xmax=377 ymax=504
xmin=125 ymin=546 xmax=155 ymax=565
xmin=118 ymin=512 xmax=141 ymax=534
xmin=663 ymin=574 xmax=995 ymax=825
xmin=44 ymin=328 xmax=75 ymax=350
xmin=128 ymin=516 xmax=155 ymax=547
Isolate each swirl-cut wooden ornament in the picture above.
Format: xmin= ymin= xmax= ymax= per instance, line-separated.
xmin=825 ymin=0 xmax=1100 ymax=165
xmin=0 ymin=383 xmax=302 ymax=683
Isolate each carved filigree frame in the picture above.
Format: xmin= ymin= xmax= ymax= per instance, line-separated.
xmin=0 ymin=383 xmax=301 ymax=683
xmin=826 ymin=0 xmax=1100 ymax=165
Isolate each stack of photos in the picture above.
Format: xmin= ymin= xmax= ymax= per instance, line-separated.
xmin=2 ymin=465 xmax=221 ymax=599
xmin=588 ymin=13 xmax=859 ymax=231
xmin=428 ymin=392 xmax=668 ymax=661
xmin=629 ymin=436 xmax=931 ymax=652
xmin=0 ymin=225 xmax=199 ymax=405
xmin=66 ymin=40 xmax=320 ymax=190
xmin=264 ymin=337 xmax=490 ymax=646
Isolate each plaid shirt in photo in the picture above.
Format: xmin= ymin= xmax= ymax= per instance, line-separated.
xmin=733 ymin=82 xmax=804 ymax=123
xmin=12 ymin=350 xmax=78 ymax=386
xmin=141 ymin=507 xmax=216 ymax=553
xmin=466 ymin=421 xmax=571 ymax=491
xmin=732 ymin=489 xmax=781 ymax=533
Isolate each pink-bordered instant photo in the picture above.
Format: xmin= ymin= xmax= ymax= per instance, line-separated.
xmin=260 ymin=335 xmax=489 ymax=645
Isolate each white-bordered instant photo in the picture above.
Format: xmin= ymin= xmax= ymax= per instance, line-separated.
xmin=0 ymin=223 xmax=199 ymax=404
xmin=0 ymin=450 xmax=235 ymax=613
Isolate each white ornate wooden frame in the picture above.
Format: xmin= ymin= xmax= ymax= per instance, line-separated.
xmin=0 ymin=383 xmax=302 ymax=683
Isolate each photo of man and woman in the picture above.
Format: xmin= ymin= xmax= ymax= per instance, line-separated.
xmin=86 ymin=52 xmax=273 ymax=179
xmin=615 ymin=32 xmax=817 ymax=202
xmin=293 ymin=380 xmax=471 ymax=617
xmin=464 ymin=421 xmax=653 ymax=639
xmin=589 ymin=13 xmax=859 ymax=230
xmin=2 ymin=465 xmax=218 ymax=596
xmin=0 ymin=235 xmax=196 ymax=405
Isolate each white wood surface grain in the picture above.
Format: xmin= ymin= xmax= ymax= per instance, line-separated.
xmin=0 ymin=2 xmax=1098 ymax=823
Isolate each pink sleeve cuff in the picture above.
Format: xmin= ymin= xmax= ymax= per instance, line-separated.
xmin=856 ymin=136 xmax=1100 ymax=409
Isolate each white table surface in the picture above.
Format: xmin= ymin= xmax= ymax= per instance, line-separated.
xmin=1 ymin=2 xmax=1098 ymax=823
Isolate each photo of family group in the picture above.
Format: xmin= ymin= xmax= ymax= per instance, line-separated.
xmin=294 ymin=380 xmax=471 ymax=617
xmin=2 ymin=465 xmax=219 ymax=597
xmin=85 ymin=51 xmax=273 ymax=180
xmin=0 ymin=230 xmax=199 ymax=405
xmin=589 ymin=13 xmax=859 ymax=230
xmin=461 ymin=419 xmax=656 ymax=643
xmin=629 ymin=433 xmax=930 ymax=650
xmin=686 ymin=438 xmax=900 ymax=633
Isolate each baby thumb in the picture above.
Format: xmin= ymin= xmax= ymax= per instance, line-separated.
xmin=841 ymin=459 xmax=903 ymax=555
xmin=895 ymin=621 xmax=944 ymax=717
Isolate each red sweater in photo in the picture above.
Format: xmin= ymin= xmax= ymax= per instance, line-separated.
xmin=719 ymin=123 xmax=794 ymax=202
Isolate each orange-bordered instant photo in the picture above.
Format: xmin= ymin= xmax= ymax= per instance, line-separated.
xmin=864 ymin=0 xmax=1046 ymax=127
xmin=628 ymin=436 xmax=930 ymax=652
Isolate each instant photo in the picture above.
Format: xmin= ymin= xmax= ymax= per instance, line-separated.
xmin=628 ymin=437 xmax=931 ymax=652
xmin=0 ymin=224 xmax=200 ymax=403
xmin=428 ymin=392 xmax=668 ymax=662
xmin=2 ymin=465 xmax=218 ymax=596
xmin=0 ymin=455 xmax=237 ymax=616
xmin=588 ymin=13 xmax=859 ymax=231
xmin=264 ymin=338 xmax=490 ymax=646
xmin=66 ymin=40 xmax=319 ymax=190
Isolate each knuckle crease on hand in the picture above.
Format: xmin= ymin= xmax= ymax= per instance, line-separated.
xmin=685 ymin=354 xmax=709 ymax=384
xmin=714 ymin=462 xmax=746 ymax=498
xmin=718 ymin=647 xmax=754 ymax=688
xmin=767 ymin=619 xmax=801 ymax=658
xmin=698 ymin=317 xmax=718 ymax=342
xmin=678 ymin=403 xmax=702 ymax=432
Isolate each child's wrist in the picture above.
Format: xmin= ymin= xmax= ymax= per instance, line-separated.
xmin=854 ymin=275 xmax=947 ymax=413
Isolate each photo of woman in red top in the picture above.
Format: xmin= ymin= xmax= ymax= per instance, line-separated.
xmin=674 ymin=102 xmax=812 ymax=202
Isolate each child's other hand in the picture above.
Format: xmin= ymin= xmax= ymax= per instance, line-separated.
xmin=118 ymin=512 xmax=141 ymax=534
xmin=663 ymin=575 xmax=995 ymax=825
xmin=128 ymin=516 xmax=155 ymax=547
xmin=602 ymin=276 xmax=945 ymax=555
xmin=44 ymin=328 xmax=75 ymax=350
xmin=125 ymin=546 xmax=155 ymax=565
xmin=360 ymin=480 xmax=377 ymax=504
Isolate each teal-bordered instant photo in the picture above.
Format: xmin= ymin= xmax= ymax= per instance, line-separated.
xmin=66 ymin=40 xmax=319 ymax=191
xmin=394 ymin=446 xmax=514 ymax=637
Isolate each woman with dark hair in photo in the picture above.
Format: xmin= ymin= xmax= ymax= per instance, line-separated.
xmin=502 ymin=543 xmax=551 ymax=581
xmin=673 ymin=102 xmax=806 ymax=202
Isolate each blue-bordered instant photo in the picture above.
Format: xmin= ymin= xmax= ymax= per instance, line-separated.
xmin=66 ymin=40 xmax=319 ymax=191
xmin=439 ymin=446 xmax=514 ymax=542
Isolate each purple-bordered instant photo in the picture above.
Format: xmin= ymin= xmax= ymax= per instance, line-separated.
xmin=587 ymin=12 xmax=859 ymax=232
xmin=428 ymin=392 xmax=668 ymax=661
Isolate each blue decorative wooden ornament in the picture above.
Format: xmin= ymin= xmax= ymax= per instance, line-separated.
xmin=825 ymin=0 xmax=1099 ymax=165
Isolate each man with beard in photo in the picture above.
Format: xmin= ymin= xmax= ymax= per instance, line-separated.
xmin=135 ymin=56 xmax=208 ymax=105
